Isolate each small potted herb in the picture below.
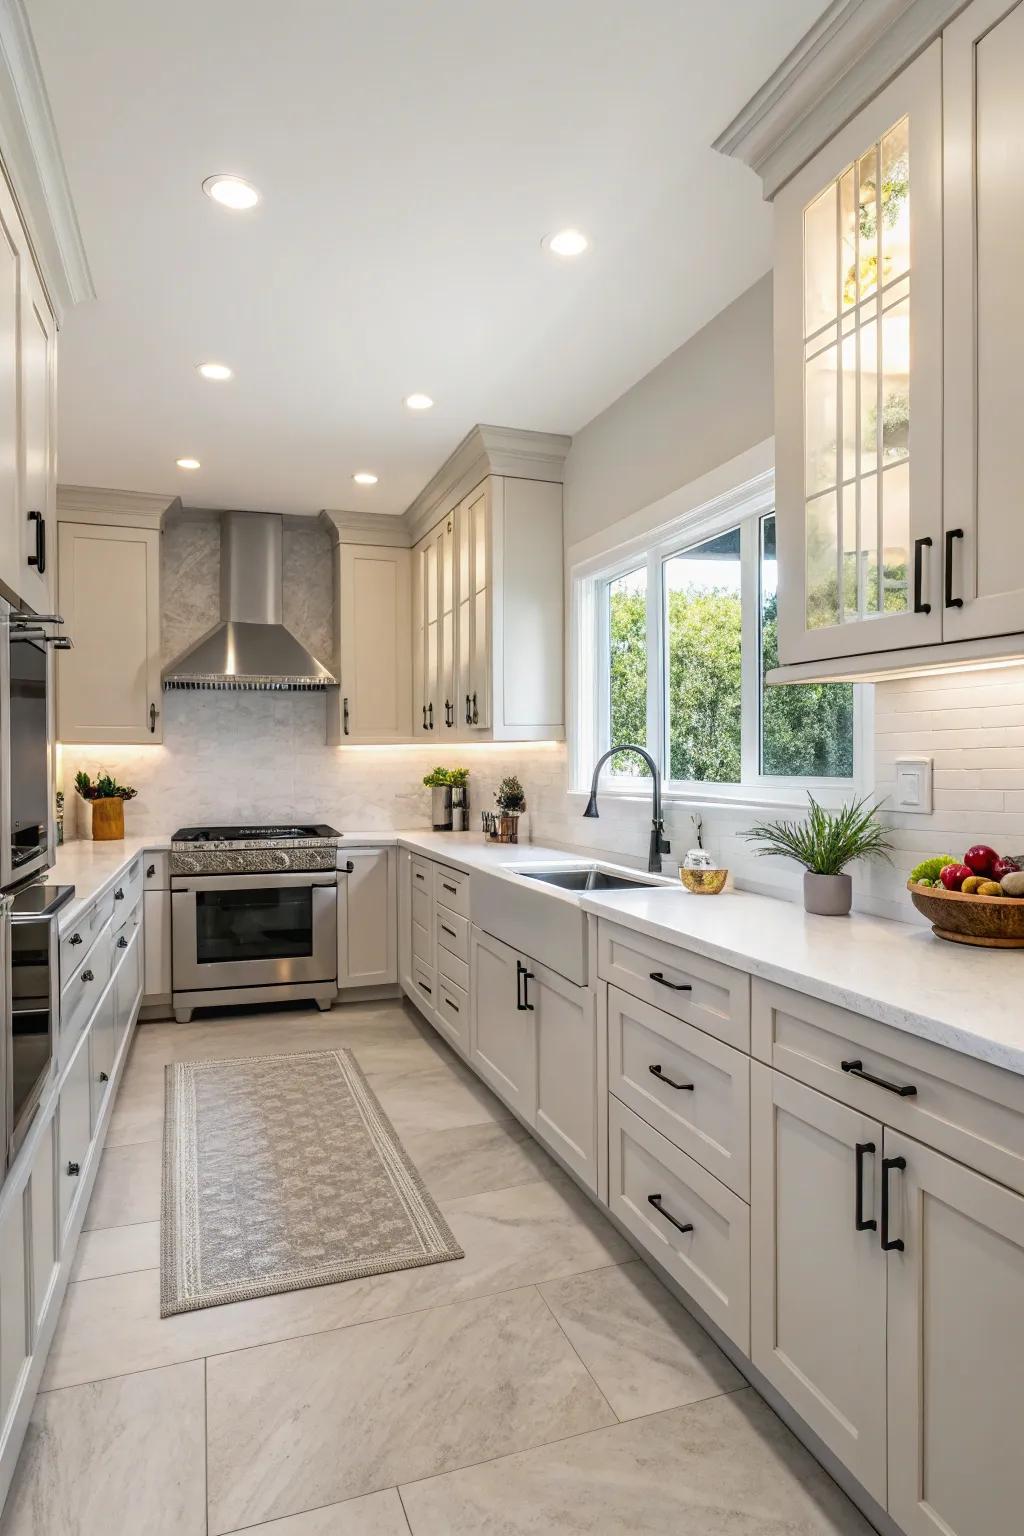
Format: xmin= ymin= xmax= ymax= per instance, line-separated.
xmin=74 ymin=770 xmax=138 ymax=842
xmin=422 ymin=766 xmax=470 ymax=831
xmin=495 ymin=775 xmax=527 ymax=844
xmin=740 ymin=794 xmax=891 ymax=916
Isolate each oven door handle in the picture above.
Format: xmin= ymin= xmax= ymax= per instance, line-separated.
xmin=170 ymin=871 xmax=339 ymax=894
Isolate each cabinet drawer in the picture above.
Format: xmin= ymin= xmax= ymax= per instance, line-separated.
xmin=59 ymin=919 xmax=113 ymax=1068
xmin=88 ymin=979 xmax=116 ymax=1133
xmin=609 ymin=986 xmax=750 ymax=1198
xmin=60 ymin=890 xmax=115 ymax=984
xmin=598 ymin=921 xmax=750 ymax=1051
xmin=437 ymin=942 xmax=469 ymax=993
xmin=433 ymin=863 xmax=469 ymax=918
xmin=115 ymin=924 xmax=143 ymax=1048
xmin=753 ymin=979 xmax=1024 ymax=1197
xmin=436 ymin=977 xmax=470 ymax=1054
xmin=58 ymin=1039 xmax=93 ymax=1244
xmin=436 ymin=904 xmax=469 ymax=962
xmin=111 ymin=855 xmax=143 ymax=920
xmin=411 ymin=958 xmax=437 ymax=1012
xmin=411 ymin=879 xmax=433 ymax=966
xmin=143 ymin=850 xmax=169 ymax=890
xmin=410 ymin=856 xmax=432 ymax=895
xmin=609 ymin=1096 xmax=749 ymax=1351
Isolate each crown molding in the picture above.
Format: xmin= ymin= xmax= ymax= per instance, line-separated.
xmin=57 ymin=484 xmax=180 ymax=530
xmin=712 ymin=0 xmax=970 ymax=200
xmin=0 ymin=0 xmax=94 ymax=321
xmin=402 ymin=423 xmax=570 ymax=545
xmin=318 ymin=508 xmax=411 ymax=548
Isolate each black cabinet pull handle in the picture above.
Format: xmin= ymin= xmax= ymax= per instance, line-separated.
xmin=114 ymin=887 xmax=124 ymax=900
xmin=944 ymin=528 xmax=964 ymax=608
xmin=881 ymin=1155 xmax=906 ymax=1251
xmin=117 ymin=935 xmax=128 ymax=949
xmin=442 ymin=882 xmax=457 ymax=894
xmin=855 ymin=1141 xmax=877 ymax=1231
xmin=515 ymin=958 xmax=535 ymax=1011
xmin=428 ymin=701 xmax=434 ymax=729
xmin=440 ymin=923 xmax=457 ymax=938
xmin=149 ymin=701 xmax=159 ymax=733
xmin=913 ymin=536 xmax=932 ymax=614
xmin=465 ymin=693 xmax=471 ymax=725
xmin=414 ymin=870 xmax=425 ymax=882
xmin=146 ymin=864 xmax=156 ymax=878
xmin=81 ymin=969 xmax=94 ymax=983
xmin=420 ymin=979 xmax=432 ymax=995
xmin=471 ymin=691 xmax=478 ymax=724
xmin=99 ymin=1071 xmax=109 ymax=1082
xmin=66 ymin=1161 xmax=80 ymax=1177
xmin=69 ymin=932 xmax=82 ymax=946
xmin=343 ymin=696 xmax=350 ymax=736
xmin=343 ymin=860 xmax=354 ymax=873
xmin=443 ymin=996 xmax=459 ymax=1013
xmin=648 ymin=1063 xmax=694 ymax=1091
xmin=647 ymin=1193 xmax=693 ymax=1235
xmin=27 ymin=509 xmax=45 ymax=573
xmin=841 ymin=1059 xmax=917 ymax=1097
xmin=649 ymin=971 xmax=692 ymax=992
xmin=422 ymin=705 xmax=428 ymax=730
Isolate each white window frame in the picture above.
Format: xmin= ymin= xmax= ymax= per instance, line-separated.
xmin=569 ymin=467 xmax=873 ymax=811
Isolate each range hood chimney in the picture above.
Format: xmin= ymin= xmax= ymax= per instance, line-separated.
xmin=162 ymin=510 xmax=337 ymax=691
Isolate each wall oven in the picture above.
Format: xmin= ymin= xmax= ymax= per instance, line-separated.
xmin=3 ymin=883 xmax=69 ymax=1172
xmin=1 ymin=595 xmax=60 ymax=889
xmin=171 ymin=870 xmax=338 ymax=1021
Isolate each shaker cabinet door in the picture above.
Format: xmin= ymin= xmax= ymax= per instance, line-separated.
xmin=470 ymin=928 xmax=536 ymax=1121
xmin=336 ymin=543 xmax=411 ymax=742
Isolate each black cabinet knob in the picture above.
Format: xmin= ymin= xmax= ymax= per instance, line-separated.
xmin=146 ymin=864 xmax=156 ymax=878
xmin=117 ymin=936 xmax=128 ymax=949
xmin=66 ymin=1161 xmax=80 ymax=1177
xmin=99 ymin=1071 xmax=109 ymax=1083
xmin=69 ymin=932 xmax=82 ymax=946
xmin=114 ymin=887 xmax=124 ymax=900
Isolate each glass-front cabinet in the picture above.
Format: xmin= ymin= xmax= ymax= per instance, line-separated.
xmin=773 ymin=42 xmax=943 ymax=666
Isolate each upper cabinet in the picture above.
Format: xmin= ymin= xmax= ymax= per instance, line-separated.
xmin=412 ymin=475 xmax=564 ymax=742
xmin=326 ymin=538 xmax=411 ymax=744
xmin=774 ymin=44 xmax=943 ymax=667
xmin=721 ymin=0 xmax=1024 ymax=681
xmin=0 ymin=164 xmax=56 ymax=616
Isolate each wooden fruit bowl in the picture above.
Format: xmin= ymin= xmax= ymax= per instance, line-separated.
xmin=907 ymin=880 xmax=1024 ymax=948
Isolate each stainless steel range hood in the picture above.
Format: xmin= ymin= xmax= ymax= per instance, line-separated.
xmin=162 ymin=510 xmax=337 ymax=691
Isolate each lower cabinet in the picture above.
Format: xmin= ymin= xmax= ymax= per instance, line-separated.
xmin=57 ymin=1036 xmax=92 ymax=1246
xmin=88 ymin=980 xmax=116 ymax=1132
xmin=115 ymin=924 xmax=143 ymax=1049
xmin=0 ymin=1199 xmax=28 ymax=1430
xmin=142 ymin=889 xmax=171 ymax=1004
xmin=27 ymin=1117 xmax=58 ymax=1344
xmin=470 ymin=929 xmax=536 ymax=1120
xmin=338 ymin=848 xmax=397 ymax=988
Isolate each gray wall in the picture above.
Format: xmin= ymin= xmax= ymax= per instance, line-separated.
xmin=563 ymin=273 xmax=773 ymax=547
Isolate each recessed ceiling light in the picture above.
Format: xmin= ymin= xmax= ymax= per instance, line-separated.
xmin=404 ymin=393 xmax=434 ymax=411
xmin=196 ymin=361 xmax=233 ymax=381
xmin=202 ymin=174 xmax=260 ymax=211
xmin=176 ymin=457 xmax=201 ymax=470
xmin=544 ymin=228 xmax=590 ymax=258
xmin=353 ymin=471 xmax=379 ymax=486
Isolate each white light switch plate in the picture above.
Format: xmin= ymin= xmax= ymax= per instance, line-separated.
xmin=894 ymin=756 xmax=933 ymax=814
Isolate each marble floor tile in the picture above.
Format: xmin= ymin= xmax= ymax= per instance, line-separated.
xmin=0 ymin=1361 xmax=205 ymax=1536
xmin=369 ymin=1061 xmax=514 ymax=1134
xmin=83 ymin=1138 xmax=162 ymax=1230
xmin=539 ymin=1259 xmax=743 ymax=1419
xmin=72 ymin=1221 xmax=161 ymax=1281
xmin=106 ymin=1081 xmax=164 ymax=1147
xmin=398 ymin=1388 xmax=873 ymax=1535
xmin=402 ymin=1119 xmax=559 ymax=1201
xmin=229 ymin=1489 xmax=411 ymax=1535
xmin=206 ymin=1286 xmax=616 ymax=1533
xmin=44 ymin=1178 xmax=631 ymax=1390
xmin=130 ymin=1003 xmax=423 ymax=1067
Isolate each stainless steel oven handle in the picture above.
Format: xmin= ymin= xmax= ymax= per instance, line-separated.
xmin=170 ymin=871 xmax=338 ymax=893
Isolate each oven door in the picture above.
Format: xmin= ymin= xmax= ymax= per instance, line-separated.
xmin=1 ymin=606 xmax=54 ymax=890
xmin=171 ymin=871 xmax=338 ymax=993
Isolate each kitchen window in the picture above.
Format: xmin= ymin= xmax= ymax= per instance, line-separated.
xmin=573 ymin=475 xmax=867 ymax=805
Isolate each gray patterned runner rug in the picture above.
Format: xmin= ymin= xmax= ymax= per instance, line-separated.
xmin=161 ymin=1048 xmax=464 ymax=1317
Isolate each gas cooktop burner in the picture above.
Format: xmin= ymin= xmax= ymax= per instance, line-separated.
xmin=172 ymin=823 xmax=340 ymax=843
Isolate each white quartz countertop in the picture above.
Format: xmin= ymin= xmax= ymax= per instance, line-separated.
xmin=51 ymin=835 xmax=171 ymax=934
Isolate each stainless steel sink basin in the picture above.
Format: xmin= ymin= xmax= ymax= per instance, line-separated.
xmin=519 ymin=867 xmax=652 ymax=892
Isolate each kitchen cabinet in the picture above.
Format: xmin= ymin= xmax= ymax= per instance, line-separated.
xmin=337 ymin=847 xmax=397 ymax=988
xmin=533 ymin=958 xmax=597 ymax=1190
xmin=27 ymin=1116 xmax=58 ymax=1345
xmin=750 ymin=1063 xmax=886 ymax=1504
xmin=774 ymin=43 xmax=943 ymax=667
xmin=328 ymin=542 xmax=412 ymax=744
xmin=470 ymin=927 xmax=536 ymax=1120
xmin=87 ymin=978 xmax=116 ymax=1132
xmin=0 ymin=163 xmax=56 ymax=616
xmin=143 ymin=889 xmax=171 ymax=1004
xmin=0 ymin=1198 xmax=27 ymax=1436
xmin=886 ymin=1129 xmax=1024 ymax=1536
xmin=57 ymin=1035 xmax=92 ymax=1245
xmin=56 ymin=521 xmax=162 ymax=743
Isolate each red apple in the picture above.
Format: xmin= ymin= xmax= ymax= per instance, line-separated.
xmin=964 ymin=844 xmax=1000 ymax=876
xmin=993 ymin=856 xmax=1020 ymax=881
xmin=940 ymin=863 xmax=973 ymax=891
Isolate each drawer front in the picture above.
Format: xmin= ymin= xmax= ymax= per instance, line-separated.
xmin=433 ymin=864 xmax=469 ymax=919
xmin=88 ymin=980 xmax=116 ymax=1133
xmin=436 ymin=977 xmax=470 ymax=1054
xmin=598 ymin=921 xmax=750 ymax=1051
xmin=60 ymin=890 xmax=115 ymax=984
xmin=437 ymin=943 xmax=470 ymax=993
xmin=111 ymin=855 xmax=144 ymax=920
xmin=143 ymin=851 xmax=169 ymax=890
xmin=608 ymin=1097 xmax=750 ymax=1351
xmin=411 ymin=958 xmax=437 ymax=1014
xmin=435 ymin=904 xmax=469 ymax=962
xmin=59 ymin=919 xmax=113 ymax=1068
xmin=410 ymin=856 xmax=432 ymax=896
xmin=753 ymin=979 xmax=1024 ymax=1197
xmin=58 ymin=1039 xmax=93 ymax=1243
xmin=115 ymin=924 xmax=143 ymax=1048
xmin=609 ymin=986 xmax=750 ymax=1198
xmin=411 ymin=879 xmax=433 ymax=966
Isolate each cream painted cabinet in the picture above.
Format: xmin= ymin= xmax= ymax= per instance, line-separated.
xmin=0 ymin=1198 xmax=27 ymax=1435
xmin=470 ymin=927 xmax=536 ymax=1120
xmin=329 ymin=543 xmax=412 ymax=744
xmin=533 ymin=959 xmax=597 ymax=1191
xmin=886 ymin=1129 xmax=1024 ymax=1536
xmin=774 ymin=43 xmax=943 ymax=666
xmin=57 ymin=522 xmax=162 ymax=743
xmin=337 ymin=847 xmax=397 ymax=988
xmin=413 ymin=525 xmax=442 ymax=736
xmin=143 ymin=889 xmax=171 ymax=1003
xmin=750 ymin=1063 xmax=887 ymax=1505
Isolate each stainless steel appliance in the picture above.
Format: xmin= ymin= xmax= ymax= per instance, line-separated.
xmin=1 ymin=596 xmax=66 ymax=888
xmin=5 ymin=883 xmax=72 ymax=1170
xmin=169 ymin=824 xmax=341 ymax=1021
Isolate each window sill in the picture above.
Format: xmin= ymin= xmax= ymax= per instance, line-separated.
xmin=566 ymin=782 xmax=858 ymax=815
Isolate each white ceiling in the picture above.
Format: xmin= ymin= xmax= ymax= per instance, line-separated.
xmin=27 ymin=0 xmax=826 ymax=516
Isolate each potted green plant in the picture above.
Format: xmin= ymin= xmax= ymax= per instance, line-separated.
xmin=495 ymin=775 xmax=527 ymax=844
xmin=74 ymin=770 xmax=138 ymax=842
xmin=422 ymin=766 xmax=470 ymax=831
xmin=740 ymin=794 xmax=891 ymax=916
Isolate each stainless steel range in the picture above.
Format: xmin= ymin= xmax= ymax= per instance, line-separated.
xmin=170 ymin=824 xmax=341 ymax=1022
